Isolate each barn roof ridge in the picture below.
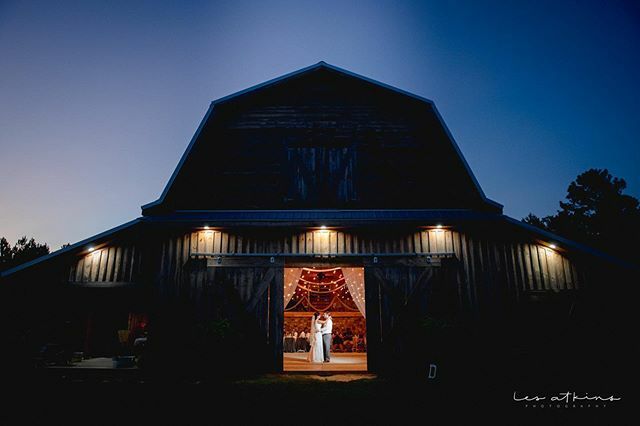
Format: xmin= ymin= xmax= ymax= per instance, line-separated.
xmin=209 ymin=61 xmax=437 ymax=107
xmin=141 ymin=61 xmax=503 ymax=213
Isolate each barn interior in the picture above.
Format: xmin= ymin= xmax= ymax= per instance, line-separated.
xmin=282 ymin=266 xmax=367 ymax=371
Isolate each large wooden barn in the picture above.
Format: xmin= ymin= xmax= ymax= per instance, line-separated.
xmin=0 ymin=62 xmax=632 ymax=377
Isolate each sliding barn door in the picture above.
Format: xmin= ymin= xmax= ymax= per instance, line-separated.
xmin=364 ymin=257 xmax=460 ymax=374
xmin=188 ymin=257 xmax=284 ymax=372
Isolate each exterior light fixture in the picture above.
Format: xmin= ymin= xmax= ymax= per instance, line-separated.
xmin=88 ymin=247 xmax=95 ymax=252
xmin=320 ymin=225 xmax=327 ymax=230
xmin=549 ymin=244 xmax=557 ymax=249
xmin=436 ymin=224 xmax=443 ymax=229
xmin=203 ymin=225 xmax=210 ymax=230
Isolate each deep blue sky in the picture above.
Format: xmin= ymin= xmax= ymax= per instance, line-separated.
xmin=1 ymin=0 xmax=638 ymax=249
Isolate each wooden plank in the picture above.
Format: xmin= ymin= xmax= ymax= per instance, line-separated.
xmin=508 ymin=244 xmax=522 ymax=301
xmin=212 ymin=231 xmax=221 ymax=254
xmin=121 ymin=246 xmax=131 ymax=282
xmin=546 ymin=249 xmax=558 ymax=291
xmin=337 ymin=232 xmax=345 ymax=254
xmin=68 ymin=263 xmax=76 ymax=282
xmin=129 ymin=245 xmax=137 ymax=281
xmin=327 ymin=231 xmax=335 ymax=253
xmin=465 ymin=234 xmax=478 ymax=312
xmin=570 ymin=263 xmax=579 ymax=289
xmin=364 ymin=266 xmax=382 ymax=371
xmin=405 ymin=234 xmax=413 ymax=253
xmin=75 ymin=257 xmax=84 ymax=282
xmin=316 ymin=231 xmax=328 ymax=254
xmin=459 ymin=233 xmax=473 ymax=310
xmin=451 ymin=232 xmax=466 ymax=308
xmin=492 ymin=241 xmax=505 ymax=302
xmin=562 ymin=257 xmax=573 ymax=289
xmin=413 ymin=232 xmax=422 ymax=254
xmin=536 ymin=246 xmax=547 ymax=290
xmin=220 ymin=231 xmax=228 ymax=253
xmin=90 ymin=251 xmax=101 ymax=282
xmin=444 ymin=231 xmax=453 ymax=253
xmin=190 ymin=232 xmax=198 ymax=256
xmin=437 ymin=230 xmax=446 ymax=253
xmin=420 ymin=231 xmax=429 ymax=253
xmin=198 ymin=231 xmax=206 ymax=254
xmin=82 ymin=254 xmax=92 ymax=282
xmin=522 ymin=244 xmax=535 ymax=291
xmin=514 ymin=243 xmax=527 ymax=293
xmin=556 ymin=254 xmax=567 ymax=290
xmin=113 ymin=247 xmax=123 ymax=282
xmin=237 ymin=234 xmax=244 ymax=254
xmin=270 ymin=266 xmax=284 ymax=371
xmin=176 ymin=235 xmax=186 ymax=288
xmin=204 ymin=230 xmax=213 ymax=253
xmin=173 ymin=237 xmax=182 ymax=288
xmin=389 ymin=236 xmax=397 ymax=254
xmin=105 ymin=246 xmax=116 ymax=282
xmin=97 ymin=247 xmax=108 ymax=281
xmin=306 ymin=232 xmax=313 ymax=254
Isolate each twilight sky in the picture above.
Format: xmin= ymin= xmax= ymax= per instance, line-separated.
xmin=1 ymin=0 xmax=639 ymax=250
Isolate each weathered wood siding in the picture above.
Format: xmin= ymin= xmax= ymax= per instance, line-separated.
xmin=68 ymin=245 xmax=141 ymax=283
xmin=155 ymin=229 xmax=581 ymax=309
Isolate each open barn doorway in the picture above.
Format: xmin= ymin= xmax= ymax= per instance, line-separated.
xmin=282 ymin=266 xmax=367 ymax=372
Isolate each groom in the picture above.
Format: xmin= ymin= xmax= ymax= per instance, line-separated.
xmin=320 ymin=312 xmax=333 ymax=362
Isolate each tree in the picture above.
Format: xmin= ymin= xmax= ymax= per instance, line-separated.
xmin=524 ymin=169 xmax=640 ymax=265
xmin=0 ymin=236 xmax=50 ymax=272
xmin=0 ymin=237 xmax=12 ymax=270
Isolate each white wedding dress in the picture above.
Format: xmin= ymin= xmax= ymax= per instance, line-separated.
xmin=307 ymin=317 xmax=324 ymax=363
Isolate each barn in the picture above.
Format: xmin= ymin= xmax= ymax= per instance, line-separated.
xmin=0 ymin=62 xmax=632 ymax=378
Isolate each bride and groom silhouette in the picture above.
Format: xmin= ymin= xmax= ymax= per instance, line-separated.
xmin=307 ymin=312 xmax=333 ymax=363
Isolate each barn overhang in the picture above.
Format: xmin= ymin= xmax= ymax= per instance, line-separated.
xmin=2 ymin=208 xmax=634 ymax=281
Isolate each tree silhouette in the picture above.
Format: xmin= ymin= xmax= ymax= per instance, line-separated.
xmin=0 ymin=236 xmax=50 ymax=272
xmin=524 ymin=168 xmax=640 ymax=265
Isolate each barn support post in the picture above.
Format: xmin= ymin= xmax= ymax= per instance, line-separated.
xmin=269 ymin=264 xmax=284 ymax=372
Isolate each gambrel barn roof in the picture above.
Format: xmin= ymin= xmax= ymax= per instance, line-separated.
xmin=141 ymin=61 xmax=503 ymax=215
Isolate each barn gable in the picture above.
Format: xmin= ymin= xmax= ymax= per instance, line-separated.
xmin=142 ymin=62 xmax=503 ymax=215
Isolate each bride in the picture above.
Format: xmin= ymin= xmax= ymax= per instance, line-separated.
xmin=307 ymin=312 xmax=324 ymax=363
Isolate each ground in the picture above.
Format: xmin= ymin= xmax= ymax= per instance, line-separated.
xmin=2 ymin=371 xmax=629 ymax=424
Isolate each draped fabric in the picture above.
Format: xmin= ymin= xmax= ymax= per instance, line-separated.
xmin=342 ymin=267 xmax=366 ymax=318
xmin=284 ymin=267 xmax=303 ymax=309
